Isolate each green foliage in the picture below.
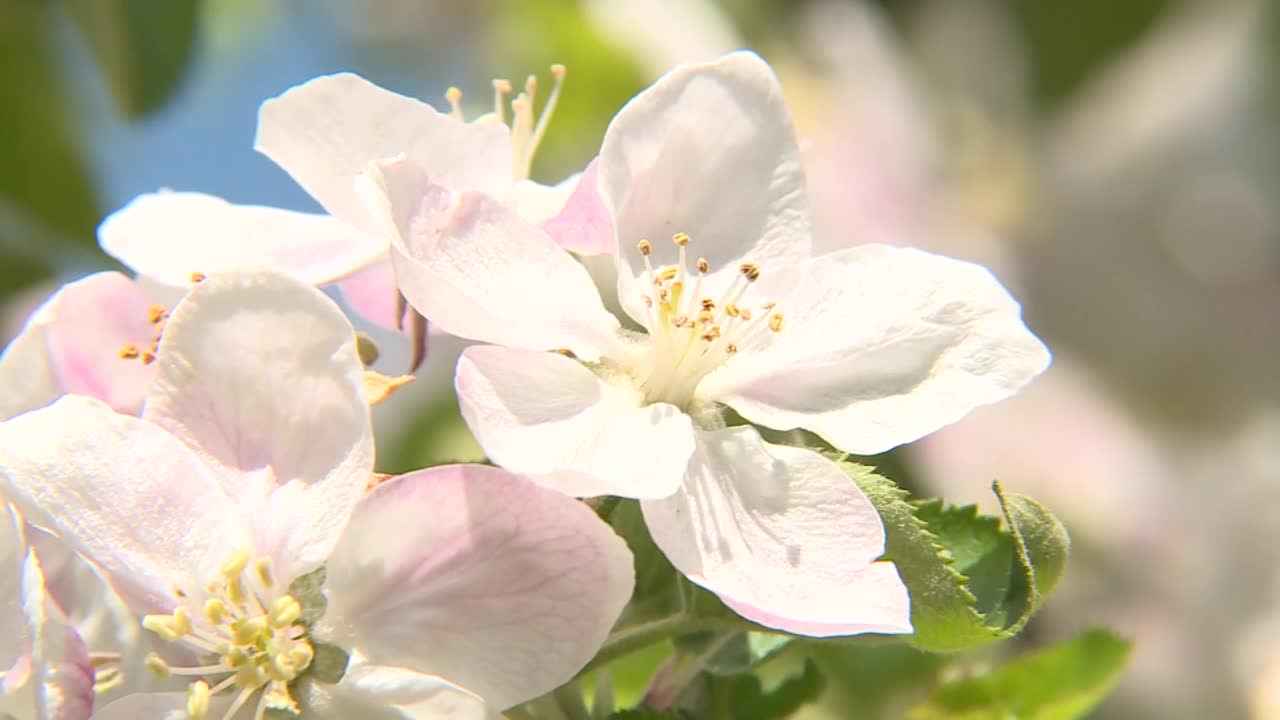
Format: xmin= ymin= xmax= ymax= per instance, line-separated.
xmin=838 ymin=460 xmax=1070 ymax=651
xmin=810 ymin=641 xmax=945 ymax=718
xmin=729 ymin=658 xmax=826 ymax=720
xmin=607 ymin=709 xmax=685 ymax=720
xmin=906 ymin=629 xmax=1132 ymax=720
xmin=59 ymin=0 xmax=202 ymax=119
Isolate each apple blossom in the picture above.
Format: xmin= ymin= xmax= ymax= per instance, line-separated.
xmin=0 ymin=504 xmax=94 ymax=720
xmin=0 ymin=270 xmax=633 ymax=718
xmin=368 ymin=51 xmax=1049 ymax=636
xmin=0 ymin=272 xmax=158 ymax=419
xmin=97 ymin=63 xmax=585 ymax=339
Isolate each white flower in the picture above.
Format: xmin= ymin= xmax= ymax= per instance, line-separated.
xmin=367 ymin=51 xmax=1050 ymax=636
xmin=0 ymin=270 xmax=633 ymax=718
xmin=0 ymin=505 xmax=94 ymax=720
xmin=97 ymin=65 xmax=582 ymax=332
xmin=0 ymin=272 xmax=159 ymax=419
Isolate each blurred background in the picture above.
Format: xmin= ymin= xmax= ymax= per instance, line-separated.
xmin=2 ymin=0 xmax=1279 ymax=717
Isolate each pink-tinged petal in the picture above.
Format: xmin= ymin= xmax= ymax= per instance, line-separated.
xmin=337 ymin=257 xmax=404 ymax=331
xmin=538 ymin=159 xmax=614 ymax=256
xmin=0 ymin=272 xmax=154 ymax=418
xmin=700 ymin=245 xmax=1052 ymax=455
xmin=364 ymin=158 xmax=621 ymax=360
xmin=323 ymin=664 xmax=497 ymax=720
xmin=599 ymin=51 xmax=812 ymax=326
xmin=718 ymin=563 xmax=911 ymax=637
xmin=24 ymin=551 xmax=94 ymax=720
xmin=99 ymin=192 xmax=386 ymax=288
xmin=641 ymin=427 xmax=911 ymax=636
xmin=142 ymin=270 xmax=372 ymax=582
xmin=322 ymin=465 xmax=634 ymax=709
xmin=513 ymin=177 xmax=575 ymax=226
xmin=456 ymin=345 xmax=693 ymax=499
xmin=0 ymin=396 xmax=249 ymax=613
xmin=256 ymin=73 xmax=511 ymax=234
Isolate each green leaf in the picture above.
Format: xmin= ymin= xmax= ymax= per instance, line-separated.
xmin=58 ymin=0 xmax=202 ymax=119
xmin=907 ymin=628 xmax=1133 ymax=720
xmin=729 ymin=658 xmax=826 ymax=720
xmin=838 ymin=461 xmax=1070 ymax=651
xmin=680 ymin=630 xmax=793 ymax=676
xmin=810 ymin=641 xmax=946 ymax=718
xmin=842 ymin=461 xmax=997 ymax=651
xmin=605 ymin=499 xmax=684 ymax=622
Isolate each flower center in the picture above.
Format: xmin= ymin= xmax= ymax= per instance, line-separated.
xmin=142 ymin=548 xmax=314 ymax=720
xmin=632 ymin=233 xmax=783 ymax=408
xmin=443 ymin=65 xmax=566 ymax=182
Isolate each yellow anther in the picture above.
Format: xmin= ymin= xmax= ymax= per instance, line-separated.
xmin=118 ymin=343 xmax=140 ymax=360
xmin=144 ymin=652 xmax=171 ymax=679
xmin=140 ymin=351 xmax=156 ymax=365
xmin=255 ymin=558 xmax=275 ymax=589
xmin=264 ymin=686 xmax=301 ymax=714
xmin=268 ymin=596 xmax=302 ymax=628
xmin=288 ymin=643 xmax=314 ymax=669
xmin=739 ymin=308 xmax=753 ymax=321
xmin=657 ymin=266 xmax=678 ymax=283
xmin=224 ymin=648 xmax=249 ymax=668
xmin=672 ymin=315 xmax=691 ymax=328
xmin=701 ymin=327 xmax=721 ymax=341
xmin=220 ymin=548 xmax=250 ymax=578
xmin=739 ymin=263 xmax=761 ymax=282
xmin=147 ymin=305 xmax=167 ymax=324
xmin=204 ymin=598 xmax=228 ymax=625
xmin=726 ymin=343 xmax=739 ymax=354
xmin=226 ymin=575 xmax=246 ymax=606
xmin=700 ymin=298 xmax=715 ymax=311
xmin=493 ymin=78 xmax=512 ymax=94
xmin=231 ymin=617 xmax=268 ymax=646
xmin=696 ymin=257 xmax=709 ymax=273
xmin=642 ymin=296 xmax=654 ymax=308
xmin=142 ymin=614 xmax=180 ymax=642
xmin=725 ymin=303 xmax=741 ymax=318
xmin=673 ymin=232 xmax=690 ymax=246
xmin=188 ymin=271 xmax=206 ymax=284
xmin=769 ymin=312 xmax=784 ymax=332
xmin=187 ymin=680 xmax=211 ymax=720
xmin=637 ymin=239 xmax=652 ymax=256
xmin=171 ymin=606 xmax=192 ymax=636
xmin=696 ymin=310 xmax=715 ymax=325
xmin=445 ymin=86 xmax=464 ymax=119
xmin=550 ymin=63 xmax=566 ymax=79
xmin=234 ymin=664 xmax=267 ymax=690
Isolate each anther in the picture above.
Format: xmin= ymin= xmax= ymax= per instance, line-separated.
xmin=657 ymin=266 xmax=678 ymax=283
xmin=144 ymin=652 xmax=171 ymax=679
xmin=700 ymin=298 xmax=715 ymax=311
xmin=204 ymin=598 xmax=228 ymax=625
xmin=188 ymin=271 xmax=206 ymax=284
xmin=739 ymin=308 xmax=753 ymax=321
xmin=769 ymin=312 xmax=784 ymax=332
xmin=255 ymin=558 xmax=275 ymax=589
xmin=220 ymin=548 xmax=250 ymax=578
xmin=642 ymin=296 xmax=654 ymax=308
xmin=725 ymin=303 xmax=741 ymax=318
xmin=187 ymin=680 xmax=211 ymax=720
xmin=696 ymin=257 xmax=709 ymax=273
xmin=445 ymin=87 xmax=464 ymax=119
xmin=761 ymin=301 xmax=776 ymax=310
xmin=140 ymin=351 xmax=156 ymax=365
xmin=553 ymin=348 xmax=578 ymax=358
xmin=673 ymin=232 xmax=690 ymax=246
xmin=119 ymin=343 xmax=140 ymax=360
xmin=268 ymin=596 xmax=302 ymax=628
xmin=726 ymin=343 xmax=739 ymax=354
xmin=637 ymin=239 xmax=652 ymax=256
xmin=142 ymin=614 xmax=180 ymax=642
xmin=147 ymin=305 xmax=167 ymax=324
xmin=739 ymin=263 xmax=761 ymax=282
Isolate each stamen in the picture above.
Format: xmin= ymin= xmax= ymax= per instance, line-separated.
xmin=189 ymin=271 xmax=206 ymax=284
xmin=187 ymin=681 xmax=211 ymax=720
xmin=739 ymin=263 xmax=761 ymax=282
xmin=147 ymin=305 xmax=167 ymax=324
xmin=119 ymin=343 xmax=140 ymax=360
xmin=445 ymin=87 xmax=464 ymax=120
xmin=696 ymin=258 xmax=709 ymax=273
xmin=525 ymin=65 xmax=565 ymax=174
xmin=637 ymin=239 xmax=652 ymax=256
xmin=769 ymin=312 xmax=784 ymax=332
xmin=492 ymin=79 xmax=512 ymax=124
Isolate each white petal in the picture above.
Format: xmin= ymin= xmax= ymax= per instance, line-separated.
xmin=325 ymin=664 xmax=497 ymax=720
xmin=99 ymin=192 xmax=386 ymax=288
xmin=24 ymin=551 xmax=94 ymax=720
xmin=512 ymin=177 xmax=575 ymax=226
xmin=641 ymin=427 xmax=912 ymax=636
xmin=90 ymin=693 xmax=219 ymax=720
xmin=599 ymin=51 xmax=812 ymax=325
xmin=456 ymin=345 xmax=693 ymax=499
xmin=0 ymin=272 xmax=155 ymax=419
xmin=701 ymin=245 xmax=1053 ymax=454
xmin=336 ymin=257 xmax=403 ymax=331
xmin=255 ymin=73 xmax=511 ymax=233
xmin=322 ymin=465 xmax=634 ymax=709
xmin=141 ymin=270 xmax=373 ymax=582
xmin=365 ymin=158 xmax=621 ymax=360
xmin=538 ymin=159 xmax=614 ymax=256
xmin=0 ymin=396 xmax=247 ymax=613
xmin=0 ymin=506 xmax=25 ymax=671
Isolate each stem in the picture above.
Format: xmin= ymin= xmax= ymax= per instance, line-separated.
xmin=579 ymin=614 xmax=704 ymax=676
xmin=552 ymin=682 xmax=592 ymax=720
xmin=504 ymin=707 xmax=538 ymax=720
